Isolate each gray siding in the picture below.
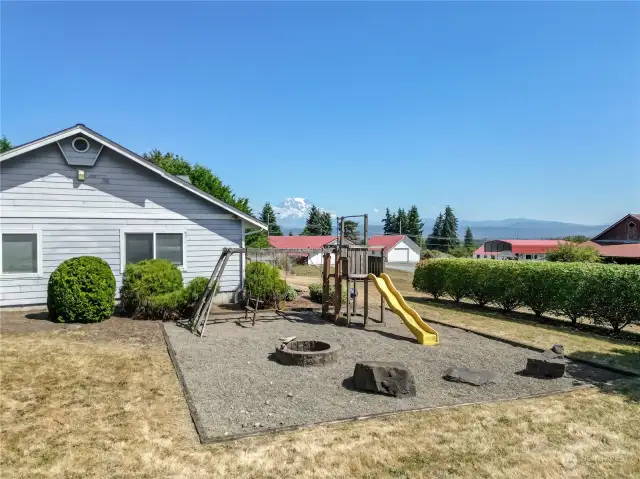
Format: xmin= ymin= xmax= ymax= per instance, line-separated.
xmin=57 ymin=135 xmax=103 ymax=166
xmin=0 ymin=143 xmax=243 ymax=307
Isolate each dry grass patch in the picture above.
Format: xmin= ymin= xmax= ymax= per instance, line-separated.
xmin=1 ymin=330 xmax=640 ymax=478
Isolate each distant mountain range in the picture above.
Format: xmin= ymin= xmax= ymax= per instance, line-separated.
xmin=271 ymin=198 xmax=607 ymax=240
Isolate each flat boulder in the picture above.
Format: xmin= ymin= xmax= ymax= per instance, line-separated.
xmin=352 ymin=361 xmax=416 ymax=397
xmin=443 ymin=367 xmax=501 ymax=386
xmin=524 ymin=349 xmax=566 ymax=379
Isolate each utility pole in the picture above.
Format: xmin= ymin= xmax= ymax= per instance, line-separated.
xmin=399 ymin=218 xmax=402 ymax=235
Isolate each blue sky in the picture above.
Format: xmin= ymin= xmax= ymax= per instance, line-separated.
xmin=2 ymin=2 xmax=638 ymax=225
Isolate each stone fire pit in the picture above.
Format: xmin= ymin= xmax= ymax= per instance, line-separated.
xmin=275 ymin=340 xmax=339 ymax=366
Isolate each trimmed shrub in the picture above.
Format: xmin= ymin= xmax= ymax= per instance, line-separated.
xmin=309 ymin=283 xmax=347 ymax=304
xmin=47 ymin=256 xmax=116 ymax=323
xmin=282 ymin=284 xmax=297 ymax=301
xmin=137 ymin=276 xmax=209 ymax=321
xmin=412 ymin=260 xmax=448 ymax=299
xmin=490 ymin=261 xmax=523 ymax=312
xmin=120 ymin=259 xmax=183 ymax=315
xmin=551 ymin=263 xmax=594 ymax=324
xmin=443 ymin=259 xmax=475 ymax=302
xmin=519 ymin=262 xmax=563 ymax=317
xmin=587 ymin=266 xmax=640 ymax=334
xmin=244 ymin=262 xmax=286 ymax=307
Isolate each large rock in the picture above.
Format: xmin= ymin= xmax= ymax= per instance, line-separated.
xmin=352 ymin=361 xmax=416 ymax=397
xmin=524 ymin=350 xmax=566 ymax=378
xmin=443 ymin=367 xmax=501 ymax=386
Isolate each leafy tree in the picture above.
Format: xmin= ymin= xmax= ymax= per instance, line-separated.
xmin=562 ymin=235 xmax=590 ymax=244
xmin=427 ymin=213 xmax=444 ymax=250
xmin=259 ymin=202 xmax=282 ymax=236
xmin=343 ymin=220 xmax=359 ymax=242
xmin=142 ymin=150 xmax=251 ymax=215
xmin=441 ymin=205 xmax=459 ymax=250
xmin=547 ymin=243 xmax=601 ymax=263
xmin=448 ymin=245 xmax=475 ymax=258
xmin=245 ymin=231 xmax=270 ymax=248
xmin=396 ymin=208 xmax=408 ymax=234
xmin=0 ymin=135 xmax=11 ymax=152
xmin=288 ymin=231 xmax=293 ymax=236
xmin=382 ymin=208 xmax=396 ymax=235
xmin=406 ymin=205 xmax=424 ymax=238
xmin=302 ymin=206 xmax=333 ymax=236
xmin=464 ymin=227 xmax=474 ymax=248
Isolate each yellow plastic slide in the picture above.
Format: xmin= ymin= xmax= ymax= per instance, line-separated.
xmin=368 ymin=273 xmax=439 ymax=346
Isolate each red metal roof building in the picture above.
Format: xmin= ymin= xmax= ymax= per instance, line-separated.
xmin=473 ymin=239 xmax=568 ymax=260
xmin=268 ymin=235 xmax=338 ymax=249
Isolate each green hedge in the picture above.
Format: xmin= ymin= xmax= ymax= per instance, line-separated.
xmin=137 ymin=276 xmax=209 ymax=321
xmin=47 ymin=256 xmax=116 ymax=323
xmin=413 ymin=259 xmax=640 ymax=333
xmin=120 ymin=259 xmax=183 ymax=315
xmin=244 ymin=262 xmax=286 ymax=307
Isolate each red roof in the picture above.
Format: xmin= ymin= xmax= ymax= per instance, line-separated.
xmin=580 ymin=241 xmax=640 ymax=258
xmin=368 ymin=235 xmax=406 ymax=250
xmin=477 ymin=240 xmax=569 ymax=255
xmin=268 ymin=236 xmax=337 ymax=249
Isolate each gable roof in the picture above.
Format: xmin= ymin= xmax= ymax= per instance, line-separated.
xmin=368 ymin=235 xmax=420 ymax=254
xmin=591 ymin=213 xmax=640 ymax=241
xmin=0 ymin=124 xmax=266 ymax=229
xmin=268 ymin=236 xmax=338 ymax=249
xmin=484 ymin=239 xmax=568 ymax=254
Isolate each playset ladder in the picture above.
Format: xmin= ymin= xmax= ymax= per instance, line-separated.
xmin=190 ymin=248 xmax=232 ymax=336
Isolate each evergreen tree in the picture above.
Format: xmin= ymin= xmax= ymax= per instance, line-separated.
xmin=396 ymin=208 xmax=408 ymax=234
xmin=427 ymin=213 xmax=444 ymax=250
xmin=259 ymin=202 xmax=282 ymax=236
xmin=288 ymin=231 xmax=293 ymax=236
xmin=0 ymin=135 xmax=12 ymax=153
xmin=382 ymin=208 xmax=396 ymax=235
xmin=441 ymin=205 xmax=459 ymax=250
xmin=302 ymin=206 xmax=333 ymax=236
xmin=464 ymin=226 xmax=474 ymax=247
xmin=405 ymin=205 xmax=424 ymax=238
xmin=343 ymin=220 xmax=359 ymax=242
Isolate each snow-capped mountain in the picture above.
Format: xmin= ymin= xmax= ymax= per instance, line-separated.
xmin=273 ymin=197 xmax=313 ymax=224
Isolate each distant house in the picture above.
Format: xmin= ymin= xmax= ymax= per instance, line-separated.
xmin=580 ymin=213 xmax=640 ymax=263
xmin=368 ymin=235 xmax=421 ymax=263
xmin=0 ymin=124 xmax=266 ymax=307
xmin=268 ymin=235 xmax=344 ymax=265
xmin=472 ymin=239 xmax=568 ymax=261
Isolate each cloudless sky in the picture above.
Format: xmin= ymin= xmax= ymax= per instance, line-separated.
xmin=1 ymin=1 xmax=638 ymax=224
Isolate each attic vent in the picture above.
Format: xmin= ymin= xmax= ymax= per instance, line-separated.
xmin=72 ymin=137 xmax=90 ymax=153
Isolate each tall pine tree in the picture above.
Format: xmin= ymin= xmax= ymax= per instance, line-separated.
xmin=427 ymin=213 xmax=444 ymax=250
xmin=441 ymin=205 xmax=459 ymax=250
xmin=302 ymin=206 xmax=333 ymax=236
xmin=405 ymin=205 xmax=424 ymax=238
xmin=464 ymin=226 xmax=474 ymax=247
xmin=382 ymin=208 xmax=396 ymax=235
xmin=259 ymin=202 xmax=282 ymax=236
xmin=396 ymin=208 xmax=408 ymax=234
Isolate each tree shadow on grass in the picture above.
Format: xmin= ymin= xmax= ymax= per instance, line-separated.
xmin=565 ymin=350 xmax=640 ymax=402
xmin=403 ymin=295 xmax=640 ymax=344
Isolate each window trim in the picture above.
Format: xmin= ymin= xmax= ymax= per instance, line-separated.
xmin=119 ymin=228 xmax=187 ymax=273
xmin=0 ymin=230 xmax=43 ymax=278
xmin=71 ymin=136 xmax=91 ymax=153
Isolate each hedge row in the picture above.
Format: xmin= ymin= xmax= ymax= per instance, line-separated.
xmin=413 ymin=259 xmax=640 ymax=333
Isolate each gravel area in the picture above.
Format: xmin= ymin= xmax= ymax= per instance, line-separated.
xmin=163 ymin=310 xmax=623 ymax=442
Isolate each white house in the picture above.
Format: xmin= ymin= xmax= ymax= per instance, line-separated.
xmin=0 ymin=124 xmax=266 ymax=307
xmin=368 ymin=235 xmax=421 ymax=263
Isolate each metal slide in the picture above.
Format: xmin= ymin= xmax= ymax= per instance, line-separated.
xmin=368 ymin=273 xmax=439 ymax=346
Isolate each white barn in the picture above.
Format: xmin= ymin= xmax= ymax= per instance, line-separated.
xmin=368 ymin=235 xmax=421 ymax=263
xmin=0 ymin=124 xmax=266 ymax=307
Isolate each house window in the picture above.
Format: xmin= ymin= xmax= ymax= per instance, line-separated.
xmin=72 ymin=137 xmax=90 ymax=153
xmin=526 ymin=254 xmax=532 ymax=260
xmin=1 ymin=233 xmax=39 ymax=274
xmin=123 ymin=232 xmax=184 ymax=268
xmin=476 ymin=255 xmax=480 ymax=259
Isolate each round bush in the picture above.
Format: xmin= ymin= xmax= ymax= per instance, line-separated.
xmin=244 ymin=262 xmax=286 ymax=307
xmin=47 ymin=256 xmax=116 ymax=323
xmin=120 ymin=259 xmax=183 ymax=315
